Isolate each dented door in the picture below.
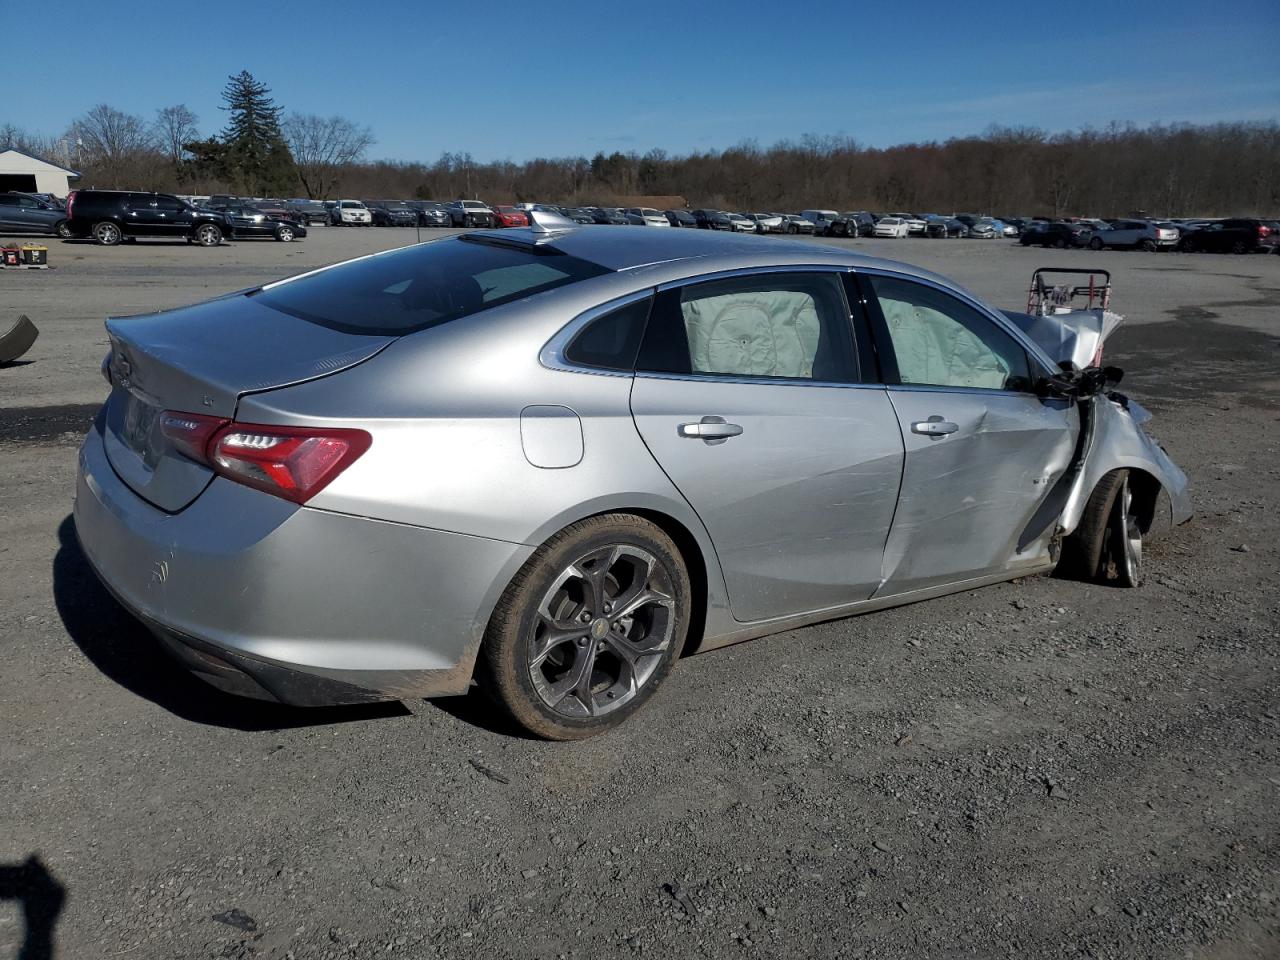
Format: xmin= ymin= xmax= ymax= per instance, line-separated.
xmin=876 ymin=389 xmax=1076 ymax=594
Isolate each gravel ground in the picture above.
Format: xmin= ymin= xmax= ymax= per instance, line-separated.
xmin=2 ymin=228 xmax=1278 ymax=959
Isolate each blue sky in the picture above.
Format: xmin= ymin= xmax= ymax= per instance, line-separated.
xmin=7 ymin=0 xmax=1277 ymax=162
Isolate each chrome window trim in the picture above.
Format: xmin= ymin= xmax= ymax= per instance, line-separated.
xmin=634 ymin=371 xmax=886 ymax=391
xmin=539 ymin=288 xmax=654 ymax=378
xmin=855 ymin=265 xmax=1060 ymax=374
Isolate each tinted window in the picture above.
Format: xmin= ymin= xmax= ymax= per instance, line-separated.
xmin=637 ymin=272 xmax=858 ymax=382
xmin=253 ymin=237 xmax=610 ymax=336
xmin=565 ymin=297 xmax=652 ymax=371
xmin=866 ymin=275 xmax=1031 ymax=391
xmin=127 ymin=197 xmax=156 ymax=209
xmin=153 ymin=197 xmax=185 ymax=211
xmin=0 ymin=196 xmax=16 ymax=206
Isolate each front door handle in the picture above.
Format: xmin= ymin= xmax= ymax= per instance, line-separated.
xmin=911 ymin=415 xmax=959 ymax=438
xmin=678 ymin=416 xmax=743 ymax=445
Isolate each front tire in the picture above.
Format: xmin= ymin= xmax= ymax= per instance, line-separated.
xmin=480 ymin=514 xmax=691 ymax=740
xmin=92 ymin=221 xmax=122 ymax=246
xmin=1089 ymin=236 xmax=1105 ymax=250
xmin=54 ymin=219 xmax=71 ymax=239
xmin=275 ymin=225 xmax=295 ymax=242
xmin=194 ymin=224 xmax=223 ymax=247
xmin=1058 ymin=470 xmax=1143 ymax=587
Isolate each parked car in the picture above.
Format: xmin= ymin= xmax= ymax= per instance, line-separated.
xmin=624 ymin=208 xmax=671 ymax=227
xmin=367 ymin=201 xmax=419 ymax=227
xmin=924 ymin=215 xmax=967 ymax=238
xmin=0 ymin=191 xmax=71 ymax=237
xmin=873 ymin=216 xmax=910 ymax=238
xmin=780 ymin=214 xmax=816 ymax=235
xmin=800 ymin=209 xmax=840 ymax=235
xmin=330 ymin=200 xmax=372 ymax=226
xmin=725 ymin=213 xmax=756 ymax=233
xmin=285 ymin=199 xmax=329 ymax=225
xmin=990 ymin=219 xmax=1018 ymax=238
xmin=829 ymin=211 xmax=875 ymax=237
xmin=663 ymin=209 xmax=698 ymax=228
xmin=404 ymin=201 xmax=451 ymax=227
xmin=587 ymin=207 xmax=629 ymax=226
xmin=65 ymin=190 xmax=228 ymax=246
xmin=743 ymin=213 xmax=783 ymax=234
xmin=692 ymin=209 xmax=734 ymax=230
xmin=1177 ymin=218 xmax=1278 ymax=254
xmin=1087 ymin=219 xmax=1178 ymax=251
xmin=491 ymin=205 xmax=531 ymax=228
xmin=217 ymin=205 xmax=307 ymax=242
xmin=887 ymin=212 xmax=927 ymax=236
xmin=446 ymin=200 xmax=496 ymax=228
xmin=562 ymin=207 xmax=598 ymax=225
xmin=75 ymin=228 xmax=1189 ymax=739
xmin=1020 ymin=221 xmax=1093 ymax=248
xmin=966 ymin=218 xmax=998 ymax=239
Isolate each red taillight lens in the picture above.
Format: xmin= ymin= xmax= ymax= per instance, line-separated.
xmin=160 ymin=410 xmax=229 ymax=462
xmin=65 ymin=190 xmax=76 ymax=220
xmin=207 ymin=422 xmax=371 ymax=504
xmin=1259 ymin=224 xmax=1271 ymax=238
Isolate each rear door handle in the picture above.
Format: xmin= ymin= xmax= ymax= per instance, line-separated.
xmin=911 ymin=415 xmax=959 ymax=438
xmin=678 ymin=416 xmax=743 ymax=445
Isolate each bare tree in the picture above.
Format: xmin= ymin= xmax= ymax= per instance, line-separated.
xmin=282 ymin=113 xmax=374 ymax=198
xmin=153 ymin=104 xmax=199 ymax=165
xmin=69 ymin=104 xmax=156 ymax=187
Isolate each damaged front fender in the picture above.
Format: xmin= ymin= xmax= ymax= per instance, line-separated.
xmin=1060 ymin=394 xmax=1192 ymax=540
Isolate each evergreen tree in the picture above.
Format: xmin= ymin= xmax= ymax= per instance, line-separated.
xmin=217 ymin=70 xmax=296 ymax=195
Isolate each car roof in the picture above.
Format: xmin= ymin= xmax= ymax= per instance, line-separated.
xmin=463 ymin=223 xmax=953 ymax=286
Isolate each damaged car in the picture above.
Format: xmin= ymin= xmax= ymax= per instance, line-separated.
xmin=74 ymin=219 xmax=1190 ymax=740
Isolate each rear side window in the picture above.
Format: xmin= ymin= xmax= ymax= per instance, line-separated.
xmin=565 ymin=297 xmax=652 ymax=370
xmin=253 ymin=237 xmax=610 ymax=335
xmin=637 ymin=272 xmax=858 ymax=382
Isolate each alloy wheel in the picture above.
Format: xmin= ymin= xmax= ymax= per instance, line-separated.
xmin=1112 ymin=478 xmax=1143 ymax=587
xmin=527 ymin=544 xmax=675 ymax=718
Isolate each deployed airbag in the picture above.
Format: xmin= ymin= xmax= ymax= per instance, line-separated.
xmin=879 ymin=296 xmax=1010 ymax=389
xmin=682 ymin=290 xmax=820 ymax=378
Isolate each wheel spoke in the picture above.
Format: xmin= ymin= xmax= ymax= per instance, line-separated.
xmin=530 ymin=618 xmax=588 ymax=669
xmin=546 ymin=638 xmax=599 ymax=713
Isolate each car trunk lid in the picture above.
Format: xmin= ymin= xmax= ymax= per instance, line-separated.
xmin=102 ymin=294 xmax=393 ymax=512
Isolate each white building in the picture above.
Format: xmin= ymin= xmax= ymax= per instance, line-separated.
xmin=0 ymin=148 xmax=80 ymax=197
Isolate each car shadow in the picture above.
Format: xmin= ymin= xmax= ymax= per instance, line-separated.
xmin=51 ymin=515 xmax=409 ymax=731
xmin=0 ymin=855 xmax=65 ymax=960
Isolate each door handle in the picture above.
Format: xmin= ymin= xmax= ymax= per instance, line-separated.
xmin=678 ymin=416 xmax=743 ymax=444
xmin=911 ymin=415 xmax=959 ymax=438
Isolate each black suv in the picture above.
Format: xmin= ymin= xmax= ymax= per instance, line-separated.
xmin=1179 ymin=218 xmax=1279 ymax=254
xmin=1019 ymin=221 xmax=1093 ymax=248
xmin=66 ymin=190 xmax=229 ymax=246
xmin=829 ymin=211 xmax=875 ymax=237
xmin=367 ymin=201 xmax=419 ymax=227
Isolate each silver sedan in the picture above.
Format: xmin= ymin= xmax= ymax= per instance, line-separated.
xmin=75 ymin=217 xmax=1190 ymax=739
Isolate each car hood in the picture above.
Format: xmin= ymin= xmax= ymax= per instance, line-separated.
xmin=1002 ymin=307 xmax=1124 ymax=369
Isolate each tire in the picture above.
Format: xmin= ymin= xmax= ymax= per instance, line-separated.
xmin=1089 ymin=236 xmax=1105 ymax=250
xmin=787 ymin=224 xmax=798 ymax=234
xmin=1054 ymin=237 xmax=1067 ymax=249
xmin=1058 ymin=470 xmax=1143 ymax=587
xmin=1231 ymin=240 xmax=1248 ymax=255
xmin=194 ymin=223 xmax=223 ymax=247
xmin=480 ymin=513 xmax=691 ymax=740
xmin=1139 ymin=238 xmax=1157 ymax=252
xmin=54 ymin=219 xmax=71 ymax=239
xmin=276 ymin=225 xmax=295 ymax=242
xmin=92 ymin=221 xmax=122 ymax=246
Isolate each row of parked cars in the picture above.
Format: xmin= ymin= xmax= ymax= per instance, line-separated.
xmin=1016 ymin=217 xmax=1280 ymax=254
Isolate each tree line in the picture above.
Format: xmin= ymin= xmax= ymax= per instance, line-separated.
xmin=3 ymin=71 xmax=1276 ymax=216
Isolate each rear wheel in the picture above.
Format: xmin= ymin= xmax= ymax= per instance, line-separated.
xmin=1058 ymin=470 xmax=1143 ymax=587
xmin=92 ymin=221 xmax=122 ymax=246
xmin=275 ymin=225 xmax=295 ymax=242
xmin=1089 ymin=236 xmax=1105 ymax=250
xmin=1054 ymin=237 xmax=1067 ymax=249
xmin=1139 ymin=238 xmax=1157 ymax=252
xmin=480 ymin=514 xmax=691 ymax=740
xmin=194 ymin=224 xmax=222 ymax=247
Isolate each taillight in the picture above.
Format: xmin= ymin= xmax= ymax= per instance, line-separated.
xmin=160 ymin=413 xmax=370 ymax=504
xmin=160 ymin=411 xmax=229 ymax=463
xmin=208 ymin=422 xmax=371 ymax=504
xmin=1259 ymin=224 xmax=1271 ymax=238
xmin=66 ymin=191 xmax=76 ymax=220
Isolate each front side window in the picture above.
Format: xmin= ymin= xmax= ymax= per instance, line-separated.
xmin=253 ymin=237 xmax=610 ymax=336
xmin=865 ymin=275 xmax=1031 ymax=392
xmin=637 ymin=272 xmax=858 ymax=382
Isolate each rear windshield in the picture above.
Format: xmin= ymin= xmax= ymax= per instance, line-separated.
xmin=252 ymin=237 xmax=611 ymax=336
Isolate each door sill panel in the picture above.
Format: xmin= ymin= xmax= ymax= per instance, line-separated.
xmin=696 ymin=560 xmax=1054 ymax=654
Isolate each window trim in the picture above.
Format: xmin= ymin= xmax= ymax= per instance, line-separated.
xmin=540 ymin=288 xmax=655 ymax=379
xmin=853 ymin=269 xmax=1043 ymax=396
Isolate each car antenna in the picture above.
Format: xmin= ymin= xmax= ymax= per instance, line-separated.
xmin=528 ymin=209 xmax=577 ymax=237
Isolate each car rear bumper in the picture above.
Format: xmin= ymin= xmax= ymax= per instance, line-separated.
xmin=74 ymin=419 xmax=531 ymax=706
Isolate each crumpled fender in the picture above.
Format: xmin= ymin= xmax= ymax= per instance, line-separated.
xmin=1060 ymin=394 xmax=1192 ymax=538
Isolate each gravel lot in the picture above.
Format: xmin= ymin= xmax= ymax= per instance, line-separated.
xmin=2 ymin=228 xmax=1278 ymax=959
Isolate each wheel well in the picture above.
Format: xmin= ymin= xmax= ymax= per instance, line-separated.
xmin=599 ymin=508 xmax=709 ymax=658
xmin=1126 ymin=469 xmax=1163 ymax=534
